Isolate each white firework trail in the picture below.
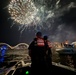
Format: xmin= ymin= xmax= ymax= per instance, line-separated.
xmin=6 ymin=0 xmax=71 ymax=33
xmin=8 ymin=0 xmax=39 ymax=26
xmin=4 ymin=0 xmax=76 ymax=43
xmin=7 ymin=0 xmax=55 ymax=30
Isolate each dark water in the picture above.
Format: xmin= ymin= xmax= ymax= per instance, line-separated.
xmin=0 ymin=49 xmax=31 ymax=74
xmin=0 ymin=49 xmax=31 ymax=68
xmin=5 ymin=49 xmax=30 ymax=61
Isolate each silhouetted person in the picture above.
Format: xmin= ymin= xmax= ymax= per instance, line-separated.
xmin=43 ymin=35 xmax=52 ymax=74
xmin=28 ymin=32 xmax=52 ymax=75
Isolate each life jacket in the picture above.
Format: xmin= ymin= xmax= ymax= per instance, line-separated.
xmin=34 ymin=38 xmax=45 ymax=47
xmin=36 ymin=38 xmax=45 ymax=47
xmin=34 ymin=38 xmax=52 ymax=47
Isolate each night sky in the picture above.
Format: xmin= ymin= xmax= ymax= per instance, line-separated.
xmin=0 ymin=0 xmax=76 ymax=46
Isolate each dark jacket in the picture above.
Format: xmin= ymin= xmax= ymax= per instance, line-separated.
xmin=28 ymin=37 xmax=52 ymax=75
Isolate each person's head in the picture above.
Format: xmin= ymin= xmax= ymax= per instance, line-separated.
xmin=43 ymin=35 xmax=48 ymax=40
xmin=36 ymin=31 xmax=42 ymax=38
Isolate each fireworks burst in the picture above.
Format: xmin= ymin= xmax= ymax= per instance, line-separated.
xmin=8 ymin=0 xmax=40 ymax=26
xmin=8 ymin=0 xmax=54 ymax=29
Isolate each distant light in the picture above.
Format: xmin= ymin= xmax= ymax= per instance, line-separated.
xmin=25 ymin=71 xmax=29 ymax=75
xmin=0 ymin=46 xmax=7 ymax=51
xmin=1 ymin=46 xmax=7 ymax=50
xmin=0 ymin=45 xmax=7 ymax=63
